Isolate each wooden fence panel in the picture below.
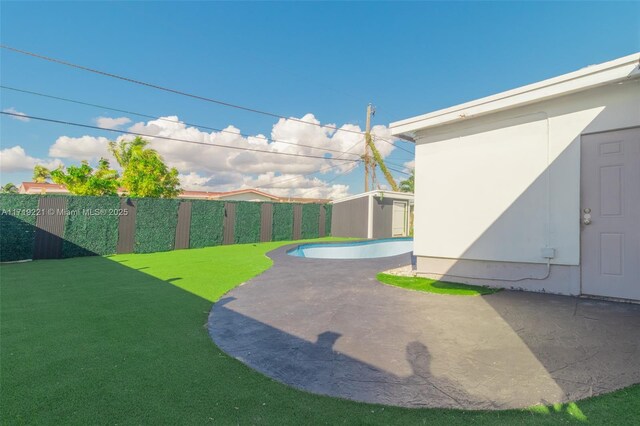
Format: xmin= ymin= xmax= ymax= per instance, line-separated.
xmin=260 ymin=203 xmax=274 ymax=242
xmin=33 ymin=197 xmax=67 ymax=259
xmin=174 ymin=201 xmax=192 ymax=249
xmin=116 ymin=198 xmax=137 ymax=254
xmin=319 ymin=205 xmax=326 ymax=237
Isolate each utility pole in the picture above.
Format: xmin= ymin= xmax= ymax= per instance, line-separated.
xmin=364 ymin=103 xmax=374 ymax=192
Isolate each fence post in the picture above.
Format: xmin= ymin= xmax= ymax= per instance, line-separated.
xmin=116 ymin=198 xmax=137 ymax=254
xmin=223 ymin=202 xmax=236 ymax=245
xmin=260 ymin=203 xmax=274 ymax=242
xmin=292 ymin=204 xmax=302 ymax=240
xmin=319 ymin=204 xmax=326 ymax=237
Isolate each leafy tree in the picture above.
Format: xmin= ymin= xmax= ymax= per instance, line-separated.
xmin=109 ymin=137 xmax=180 ymax=198
xmin=51 ymin=158 xmax=120 ymax=196
xmin=399 ymin=169 xmax=414 ymax=193
xmin=1 ymin=183 xmax=18 ymax=193
xmin=32 ymin=165 xmax=51 ymax=183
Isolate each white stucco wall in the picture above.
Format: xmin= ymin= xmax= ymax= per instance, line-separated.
xmin=413 ymin=80 xmax=640 ymax=266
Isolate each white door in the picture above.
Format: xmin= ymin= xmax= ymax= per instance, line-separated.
xmin=392 ymin=201 xmax=408 ymax=237
xmin=581 ymin=127 xmax=640 ymax=300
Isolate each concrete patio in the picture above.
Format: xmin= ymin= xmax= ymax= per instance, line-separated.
xmin=208 ymin=244 xmax=640 ymax=410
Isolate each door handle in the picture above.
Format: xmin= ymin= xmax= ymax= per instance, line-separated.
xmin=583 ymin=208 xmax=591 ymax=225
xmin=583 ymin=218 xmax=591 ymax=225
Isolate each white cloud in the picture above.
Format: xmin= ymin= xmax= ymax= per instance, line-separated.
xmin=30 ymin=113 xmax=400 ymax=199
xmin=178 ymin=170 xmax=352 ymax=199
xmin=49 ymin=135 xmax=114 ymax=163
xmin=2 ymin=107 xmax=30 ymax=122
xmin=121 ymin=114 xmax=395 ymax=178
xmin=95 ymin=116 xmax=131 ymax=129
xmin=403 ymin=160 xmax=415 ymax=171
xmin=0 ymin=146 xmax=62 ymax=172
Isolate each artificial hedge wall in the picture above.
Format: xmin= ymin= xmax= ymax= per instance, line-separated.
xmin=301 ymin=203 xmax=320 ymax=239
xmin=189 ymin=200 xmax=225 ymax=248
xmin=0 ymin=194 xmax=331 ymax=260
xmin=62 ymin=196 xmax=120 ymax=258
xmin=272 ymin=203 xmax=293 ymax=241
xmin=234 ymin=201 xmax=262 ymax=244
xmin=0 ymin=194 xmax=39 ymax=262
xmin=134 ymin=198 xmax=180 ymax=253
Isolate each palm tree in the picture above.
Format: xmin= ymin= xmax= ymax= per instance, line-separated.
xmin=108 ymin=136 xmax=155 ymax=168
xmin=1 ymin=182 xmax=18 ymax=193
xmin=109 ymin=136 xmax=180 ymax=198
xmin=399 ymin=169 xmax=414 ymax=193
xmin=32 ymin=165 xmax=51 ymax=183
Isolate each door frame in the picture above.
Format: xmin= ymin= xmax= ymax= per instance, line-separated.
xmin=392 ymin=200 xmax=408 ymax=237
xmin=579 ymin=125 xmax=640 ymax=298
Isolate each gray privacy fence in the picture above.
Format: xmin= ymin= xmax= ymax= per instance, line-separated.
xmin=0 ymin=194 xmax=332 ymax=261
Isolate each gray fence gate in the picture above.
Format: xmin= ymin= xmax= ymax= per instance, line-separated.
xmin=116 ymin=198 xmax=137 ymax=254
xmin=174 ymin=201 xmax=192 ymax=249
xmin=33 ymin=197 xmax=67 ymax=259
xmin=223 ymin=202 xmax=236 ymax=245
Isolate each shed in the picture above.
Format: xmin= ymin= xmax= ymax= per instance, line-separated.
xmin=331 ymin=190 xmax=414 ymax=239
xmin=390 ymin=53 xmax=640 ymax=301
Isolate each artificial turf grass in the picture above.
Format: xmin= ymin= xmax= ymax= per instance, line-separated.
xmin=377 ymin=273 xmax=500 ymax=296
xmin=1 ymin=240 xmax=639 ymax=425
xmin=108 ymin=240 xmax=305 ymax=302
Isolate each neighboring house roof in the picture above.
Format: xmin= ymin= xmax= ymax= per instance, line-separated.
xmin=19 ymin=182 xmax=69 ymax=194
xmin=281 ymin=197 xmax=331 ymax=204
xmin=179 ymin=188 xmax=282 ymax=201
xmin=216 ymin=189 xmax=282 ymax=201
xmin=332 ymin=190 xmax=414 ymax=204
xmin=17 ymin=183 xmax=325 ymax=203
xmin=179 ymin=190 xmax=229 ymax=200
xmin=390 ymin=52 xmax=640 ymax=138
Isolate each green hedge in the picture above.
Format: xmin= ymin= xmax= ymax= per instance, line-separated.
xmin=189 ymin=200 xmax=225 ymax=248
xmin=324 ymin=204 xmax=332 ymax=236
xmin=0 ymin=194 xmax=331 ymax=260
xmin=272 ymin=203 xmax=293 ymax=241
xmin=301 ymin=203 xmax=320 ymax=239
xmin=0 ymin=194 xmax=39 ymax=262
xmin=234 ymin=201 xmax=261 ymax=244
xmin=62 ymin=196 xmax=120 ymax=257
xmin=134 ymin=198 xmax=180 ymax=253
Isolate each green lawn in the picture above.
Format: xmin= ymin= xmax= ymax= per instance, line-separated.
xmin=1 ymin=238 xmax=638 ymax=425
xmin=377 ymin=273 xmax=500 ymax=296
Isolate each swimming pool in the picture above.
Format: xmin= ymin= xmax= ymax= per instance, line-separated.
xmin=287 ymin=238 xmax=413 ymax=259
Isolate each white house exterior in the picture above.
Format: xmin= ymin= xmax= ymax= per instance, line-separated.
xmin=390 ymin=53 xmax=640 ymax=301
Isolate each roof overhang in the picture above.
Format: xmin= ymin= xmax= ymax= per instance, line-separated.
xmin=332 ymin=190 xmax=414 ymax=204
xmin=390 ymin=52 xmax=640 ymax=138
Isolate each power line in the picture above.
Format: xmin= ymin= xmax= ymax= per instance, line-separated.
xmin=385 ymin=165 xmax=412 ymax=176
xmin=256 ymin=160 xmax=362 ymax=190
xmin=1 ymin=45 xmax=414 ymax=155
xmin=383 ymin=159 xmax=414 ymax=169
xmin=0 ymin=85 xmax=361 ymax=159
xmin=0 ymin=111 xmax=359 ymax=163
xmin=371 ymin=134 xmax=414 ymax=155
xmin=256 ymin=137 xmax=365 ymax=189
xmin=296 ymin=161 xmax=361 ymax=198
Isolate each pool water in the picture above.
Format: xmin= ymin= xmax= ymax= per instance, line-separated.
xmin=287 ymin=238 xmax=413 ymax=259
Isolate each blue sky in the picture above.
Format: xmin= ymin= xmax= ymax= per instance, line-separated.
xmin=1 ymin=1 xmax=639 ymax=197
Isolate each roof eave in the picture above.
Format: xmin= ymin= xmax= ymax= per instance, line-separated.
xmin=332 ymin=190 xmax=414 ymax=204
xmin=390 ymin=52 xmax=640 ymax=136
